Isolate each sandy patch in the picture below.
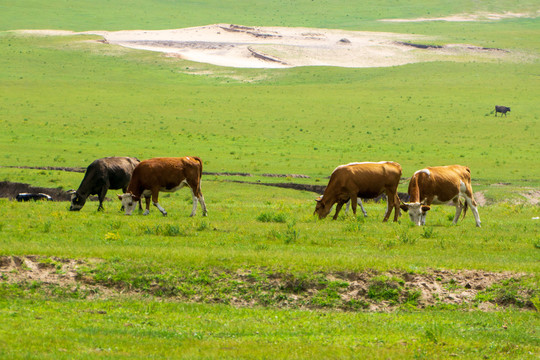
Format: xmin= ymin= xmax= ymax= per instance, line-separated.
xmin=380 ymin=11 xmax=540 ymax=22
xmin=14 ymin=24 xmax=519 ymax=69
xmin=85 ymin=24 xmax=434 ymax=69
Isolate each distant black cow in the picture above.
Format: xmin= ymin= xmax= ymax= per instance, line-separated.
xmin=495 ymin=105 xmax=511 ymax=117
xmin=69 ymin=157 xmax=140 ymax=211
xmin=16 ymin=193 xmax=53 ymax=202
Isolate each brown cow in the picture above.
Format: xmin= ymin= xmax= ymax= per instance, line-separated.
xmin=400 ymin=165 xmax=481 ymax=227
xmin=117 ymin=157 xmax=207 ymax=217
xmin=314 ymin=161 xmax=402 ymax=221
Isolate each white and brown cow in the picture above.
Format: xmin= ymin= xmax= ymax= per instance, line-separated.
xmin=400 ymin=165 xmax=481 ymax=227
xmin=117 ymin=157 xmax=207 ymax=217
xmin=314 ymin=161 xmax=402 ymax=221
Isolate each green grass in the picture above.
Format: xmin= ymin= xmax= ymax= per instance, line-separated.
xmin=1 ymin=1 xmax=538 ymax=32
xmin=0 ymin=182 xmax=538 ymax=273
xmin=0 ymin=298 xmax=537 ymax=360
xmin=0 ymin=33 xmax=538 ymax=183
xmin=0 ymin=0 xmax=539 ymax=358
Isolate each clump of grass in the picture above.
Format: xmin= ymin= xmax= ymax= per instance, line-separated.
xmin=344 ymin=216 xmax=365 ymax=232
xmin=476 ymin=277 xmax=539 ymax=309
xmin=421 ymin=226 xmax=435 ymax=239
xmin=397 ymin=228 xmax=417 ymax=245
xmin=424 ymin=321 xmax=444 ymax=344
xmin=367 ymin=275 xmax=404 ymax=303
xmin=267 ymin=221 xmax=301 ymax=244
xmin=310 ymin=280 xmax=348 ymax=308
xmin=256 ymin=211 xmax=288 ymax=223
xmin=140 ymin=224 xmax=187 ymax=237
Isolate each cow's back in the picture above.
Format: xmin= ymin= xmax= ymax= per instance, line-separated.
xmin=327 ymin=161 xmax=401 ymax=197
xmin=97 ymin=157 xmax=140 ymax=190
xmin=132 ymin=157 xmax=200 ymax=190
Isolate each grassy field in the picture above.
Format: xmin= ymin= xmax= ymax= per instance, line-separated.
xmin=0 ymin=0 xmax=539 ymax=358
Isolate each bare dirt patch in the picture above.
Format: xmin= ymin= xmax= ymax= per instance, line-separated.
xmin=520 ymin=190 xmax=540 ymax=206
xmin=0 ymin=256 xmax=114 ymax=299
xmin=1 ymin=256 xmax=534 ymax=311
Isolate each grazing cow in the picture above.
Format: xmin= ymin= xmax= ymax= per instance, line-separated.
xmin=314 ymin=161 xmax=402 ymax=221
xmin=117 ymin=156 xmax=207 ymax=217
xmin=69 ymin=156 xmax=140 ymax=211
xmin=495 ymin=105 xmax=510 ymax=117
xmin=16 ymin=193 xmax=53 ymax=202
xmin=400 ymin=165 xmax=481 ymax=227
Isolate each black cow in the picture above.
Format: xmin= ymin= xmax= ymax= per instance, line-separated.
xmin=495 ymin=105 xmax=510 ymax=117
xmin=16 ymin=193 xmax=53 ymax=202
xmin=69 ymin=157 xmax=140 ymax=211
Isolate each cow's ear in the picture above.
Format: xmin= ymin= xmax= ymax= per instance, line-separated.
xmin=117 ymin=194 xmax=123 ymax=200
xmin=400 ymin=204 xmax=409 ymax=212
xmin=315 ymin=198 xmax=322 ymax=203
xmin=421 ymin=205 xmax=431 ymax=212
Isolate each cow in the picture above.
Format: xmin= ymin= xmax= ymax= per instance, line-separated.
xmin=16 ymin=193 xmax=53 ymax=202
xmin=117 ymin=156 xmax=208 ymax=217
xmin=69 ymin=156 xmax=140 ymax=211
xmin=399 ymin=165 xmax=481 ymax=227
xmin=495 ymin=105 xmax=510 ymax=117
xmin=314 ymin=161 xmax=402 ymax=221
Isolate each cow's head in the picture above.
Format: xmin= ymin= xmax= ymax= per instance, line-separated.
xmin=68 ymin=190 xmax=86 ymax=211
xmin=400 ymin=202 xmax=430 ymax=226
xmin=117 ymin=193 xmax=138 ymax=215
xmin=314 ymin=195 xmax=331 ymax=219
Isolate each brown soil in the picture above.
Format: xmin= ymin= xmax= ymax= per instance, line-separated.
xmin=0 ymin=256 xmax=531 ymax=311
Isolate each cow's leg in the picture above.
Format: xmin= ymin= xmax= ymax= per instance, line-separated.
xmin=461 ymin=182 xmax=481 ymax=227
xmin=393 ymin=194 xmax=401 ymax=222
xmin=332 ymin=202 xmax=345 ymax=220
xmin=382 ymin=190 xmax=397 ymax=222
xmin=97 ymin=187 xmax=108 ymax=211
xmin=151 ymin=190 xmax=167 ymax=216
xmin=452 ymin=198 xmax=463 ymax=224
xmin=350 ymin=195 xmax=358 ymax=216
xmin=344 ymin=200 xmax=350 ymax=215
xmin=357 ymin=198 xmax=368 ymax=217
xmin=382 ymin=191 xmax=393 ymax=222
xmin=143 ymin=196 xmax=151 ymax=215
xmin=465 ymin=196 xmax=481 ymax=227
xmin=189 ymin=192 xmax=198 ymax=217
xmin=198 ymin=194 xmax=208 ymax=216
xmin=135 ymin=188 xmax=143 ymax=211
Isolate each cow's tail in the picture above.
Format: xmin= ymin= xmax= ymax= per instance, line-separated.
xmin=462 ymin=200 xmax=468 ymax=220
xmin=192 ymin=156 xmax=204 ymax=197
